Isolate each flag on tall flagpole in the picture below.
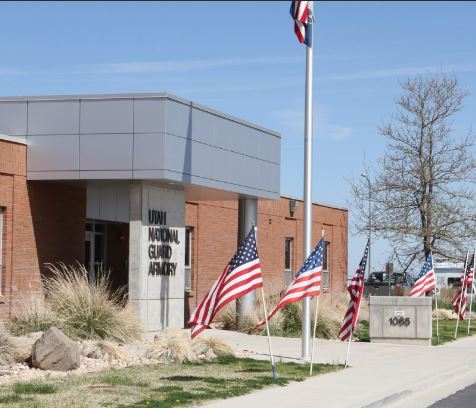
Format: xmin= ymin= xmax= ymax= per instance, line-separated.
xmin=290 ymin=1 xmax=313 ymax=46
xmin=452 ymin=254 xmax=474 ymax=320
xmin=256 ymin=238 xmax=324 ymax=328
xmin=188 ymin=227 xmax=263 ymax=338
xmin=408 ymin=252 xmax=436 ymax=297
xmin=338 ymin=240 xmax=369 ymax=341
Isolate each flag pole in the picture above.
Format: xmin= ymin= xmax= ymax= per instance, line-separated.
xmin=309 ymin=296 xmax=320 ymax=375
xmin=455 ymin=251 xmax=469 ymax=338
xmin=434 ymin=288 xmax=439 ymax=344
xmin=260 ymin=287 xmax=277 ymax=379
xmin=467 ymin=249 xmax=475 ymax=334
xmin=254 ymin=224 xmax=277 ymax=379
xmin=301 ymin=0 xmax=315 ymax=362
xmin=309 ymin=228 xmax=324 ymax=376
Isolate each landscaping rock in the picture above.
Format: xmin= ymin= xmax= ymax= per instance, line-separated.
xmin=31 ymin=327 xmax=80 ymax=371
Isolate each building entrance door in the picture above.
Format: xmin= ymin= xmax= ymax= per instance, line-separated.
xmin=85 ymin=221 xmax=106 ymax=282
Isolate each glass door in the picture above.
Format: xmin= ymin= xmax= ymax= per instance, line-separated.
xmin=85 ymin=221 xmax=106 ymax=282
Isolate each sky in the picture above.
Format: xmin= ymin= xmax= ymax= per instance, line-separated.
xmin=1 ymin=1 xmax=475 ymax=276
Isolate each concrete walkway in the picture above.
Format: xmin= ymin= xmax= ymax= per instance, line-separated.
xmin=201 ymin=330 xmax=476 ymax=408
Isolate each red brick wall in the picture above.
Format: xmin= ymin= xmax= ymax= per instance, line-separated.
xmin=184 ymin=197 xmax=348 ymax=320
xmin=0 ymin=138 xmax=86 ymax=319
xmin=0 ymin=139 xmax=43 ymax=319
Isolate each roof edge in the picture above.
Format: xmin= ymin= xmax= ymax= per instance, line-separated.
xmin=0 ymin=133 xmax=27 ymax=145
xmin=0 ymin=92 xmax=281 ymax=138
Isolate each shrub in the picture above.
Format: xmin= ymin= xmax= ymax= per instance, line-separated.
xmin=192 ymin=337 xmax=234 ymax=358
xmin=0 ymin=327 xmax=15 ymax=366
xmin=282 ymin=303 xmax=302 ymax=336
xmin=437 ymin=287 xmax=458 ymax=310
xmin=82 ymin=340 xmax=126 ymax=361
xmin=7 ymin=300 xmax=60 ymax=337
xmin=213 ymin=291 xmax=285 ymax=336
xmin=146 ymin=330 xmax=196 ymax=363
xmin=43 ymin=263 xmax=140 ymax=342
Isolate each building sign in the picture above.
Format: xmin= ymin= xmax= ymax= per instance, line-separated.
xmin=147 ymin=209 xmax=181 ymax=277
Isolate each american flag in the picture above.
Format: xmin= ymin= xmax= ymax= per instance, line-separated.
xmin=452 ymin=254 xmax=474 ymax=320
xmin=290 ymin=1 xmax=312 ymax=46
xmin=257 ymin=237 xmax=324 ymax=328
xmin=408 ymin=252 xmax=436 ymax=297
xmin=338 ymin=240 xmax=369 ymax=341
xmin=188 ymin=227 xmax=263 ymax=338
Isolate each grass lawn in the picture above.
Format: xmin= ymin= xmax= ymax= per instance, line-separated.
xmin=0 ymin=356 xmax=342 ymax=408
xmin=432 ymin=318 xmax=476 ymax=345
xmin=355 ymin=319 xmax=476 ymax=346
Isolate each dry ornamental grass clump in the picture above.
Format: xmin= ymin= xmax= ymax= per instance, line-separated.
xmin=7 ymin=263 xmax=141 ymax=344
xmin=146 ymin=330 xmax=196 ymax=363
xmin=192 ymin=336 xmax=234 ymax=358
xmin=43 ymin=263 xmax=141 ymax=343
xmin=0 ymin=327 xmax=15 ymax=366
xmin=82 ymin=340 xmax=126 ymax=361
xmin=7 ymin=300 xmax=60 ymax=337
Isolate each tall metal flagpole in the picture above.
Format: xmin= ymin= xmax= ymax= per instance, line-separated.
xmin=301 ymin=1 xmax=314 ymax=360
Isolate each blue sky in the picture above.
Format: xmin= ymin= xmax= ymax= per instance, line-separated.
xmin=1 ymin=1 xmax=475 ymax=275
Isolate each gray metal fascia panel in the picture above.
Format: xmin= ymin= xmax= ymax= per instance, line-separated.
xmin=80 ymin=99 xmax=133 ymax=134
xmin=133 ymin=99 xmax=166 ymax=134
xmin=28 ymin=101 xmax=80 ymax=135
xmin=133 ymin=133 xmax=165 ymax=170
xmin=0 ymin=93 xmax=280 ymax=138
xmin=79 ymin=170 xmax=133 ymax=179
xmin=27 ymin=134 xmax=79 ymax=171
xmin=27 ymin=171 xmax=80 ymax=180
xmin=0 ymin=102 xmax=27 ymax=136
xmin=80 ymin=133 xmax=133 ymax=170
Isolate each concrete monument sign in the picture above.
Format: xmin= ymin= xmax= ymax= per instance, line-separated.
xmin=129 ymin=183 xmax=185 ymax=337
xmin=369 ymin=296 xmax=432 ymax=346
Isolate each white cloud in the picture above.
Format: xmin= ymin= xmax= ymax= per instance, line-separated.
xmin=76 ymin=56 xmax=300 ymax=75
xmin=273 ymin=103 xmax=352 ymax=142
xmin=0 ymin=68 xmax=27 ymax=76
xmin=318 ymin=63 xmax=476 ymax=82
xmin=317 ymin=123 xmax=352 ymax=141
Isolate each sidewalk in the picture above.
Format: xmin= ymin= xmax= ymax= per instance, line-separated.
xmin=201 ymin=330 xmax=476 ymax=408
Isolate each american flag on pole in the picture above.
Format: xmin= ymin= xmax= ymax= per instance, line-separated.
xmin=338 ymin=240 xmax=369 ymax=341
xmin=290 ymin=1 xmax=313 ymax=46
xmin=188 ymin=226 xmax=263 ymax=338
xmin=452 ymin=254 xmax=474 ymax=320
xmin=408 ymin=251 xmax=436 ymax=297
xmin=257 ymin=238 xmax=324 ymax=328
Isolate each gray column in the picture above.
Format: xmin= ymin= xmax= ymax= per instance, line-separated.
xmin=236 ymin=198 xmax=258 ymax=327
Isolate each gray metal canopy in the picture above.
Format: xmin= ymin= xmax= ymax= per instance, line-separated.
xmin=0 ymin=93 xmax=281 ymax=199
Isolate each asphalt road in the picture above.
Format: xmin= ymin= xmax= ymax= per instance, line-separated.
xmin=430 ymin=383 xmax=476 ymax=407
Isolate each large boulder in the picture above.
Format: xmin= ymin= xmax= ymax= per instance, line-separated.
xmin=31 ymin=327 xmax=80 ymax=371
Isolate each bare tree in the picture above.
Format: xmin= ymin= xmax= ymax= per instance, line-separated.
xmin=350 ymin=74 xmax=476 ymax=272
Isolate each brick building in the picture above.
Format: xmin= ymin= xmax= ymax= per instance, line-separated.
xmin=184 ymin=198 xmax=347 ymax=320
xmin=0 ymin=93 xmax=348 ymax=334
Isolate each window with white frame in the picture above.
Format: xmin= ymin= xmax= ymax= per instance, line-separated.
xmin=185 ymin=227 xmax=192 ymax=291
xmin=284 ymin=237 xmax=293 ymax=285
xmin=322 ymin=241 xmax=330 ymax=289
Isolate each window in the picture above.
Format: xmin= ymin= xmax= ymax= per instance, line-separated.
xmin=284 ymin=238 xmax=293 ymax=285
xmin=185 ymin=227 xmax=192 ymax=291
xmin=322 ymin=241 xmax=330 ymax=289
xmin=0 ymin=208 xmax=3 ymax=290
